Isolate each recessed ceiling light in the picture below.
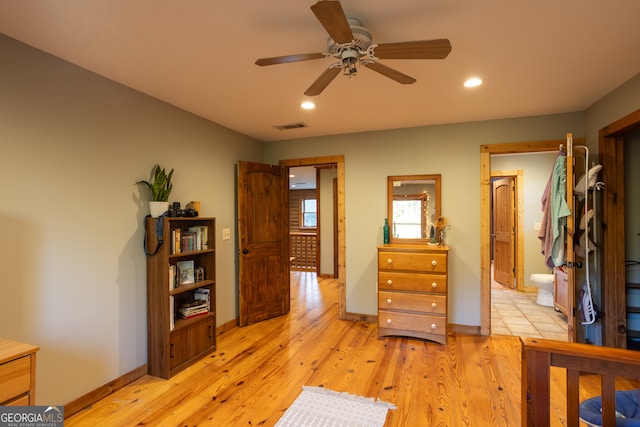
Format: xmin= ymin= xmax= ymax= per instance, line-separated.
xmin=301 ymin=101 xmax=316 ymax=110
xmin=464 ymin=77 xmax=483 ymax=88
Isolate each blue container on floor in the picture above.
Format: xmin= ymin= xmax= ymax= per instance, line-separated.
xmin=579 ymin=389 xmax=640 ymax=426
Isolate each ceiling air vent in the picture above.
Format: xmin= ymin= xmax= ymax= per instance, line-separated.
xmin=274 ymin=122 xmax=308 ymax=130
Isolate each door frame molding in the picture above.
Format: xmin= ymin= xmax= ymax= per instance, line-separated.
xmin=280 ymin=155 xmax=347 ymax=320
xmin=599 ymin=108 xmax=640 ymax=347
xmin=480 ymin=139 xmax=583 ymax=335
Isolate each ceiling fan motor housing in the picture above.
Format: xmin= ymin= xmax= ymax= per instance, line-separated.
xmin=326 ymin=18 xmax=372 ymax=53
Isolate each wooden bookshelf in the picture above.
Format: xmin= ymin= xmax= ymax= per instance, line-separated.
xmin=145 ymin=216 xmax=216 ymax=379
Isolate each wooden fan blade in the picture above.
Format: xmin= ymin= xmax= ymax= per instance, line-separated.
xmin=373 ymin=39 xmax=452 ymax=60
xmin=255 ymin=53 xmax=326 ymax=66
xmin=310 ymin=0 xmax=353 ymax=44
xmin=304 ymin=67 xmax=341 ymax=96
xmin=364 ymin=62 xmax=416 ymax=84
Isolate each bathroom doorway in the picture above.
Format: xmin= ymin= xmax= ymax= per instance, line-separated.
xmin=490 ymin=164 xmax=567 ymax=341
xmin=480 ymin=139 xmax=582 ymax=339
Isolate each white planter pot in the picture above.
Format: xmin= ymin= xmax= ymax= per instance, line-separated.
xmin=149 ymin=201 xmax=169 ymax=218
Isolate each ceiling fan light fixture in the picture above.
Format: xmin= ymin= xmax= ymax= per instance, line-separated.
xmin=341 ymin=49 xmax=359 ymax=75
xmin=301 ymin=101 xmax=316 ymax=110
xmin=464 ymin=77 xmax=483 ymax=88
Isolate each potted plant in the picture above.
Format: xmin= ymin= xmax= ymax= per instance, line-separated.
xmin=137 ymin=164 xmax=174 ymax=217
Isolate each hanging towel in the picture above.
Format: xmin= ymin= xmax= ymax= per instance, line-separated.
xmin=538 ymin=153 xmax=571 ymax=268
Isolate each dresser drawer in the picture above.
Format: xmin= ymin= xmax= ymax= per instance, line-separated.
xmin=4 ymin=394 xmax=30 ymax=406
xmin=379 ymin=271 xmax=447 ymax=293
xmin=0 ymin=355 xmax=31 ymax=404
xmin=378 ymin=251 xmax=447 ymax=273
xmin=378 ymin=310 xmax=447 ymax=336
xmin=379 ymin=291 xmax=446 ymax=314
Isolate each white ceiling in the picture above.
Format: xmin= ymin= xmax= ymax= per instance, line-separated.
xmin=1 ymin=1 xmax=639 ymax=142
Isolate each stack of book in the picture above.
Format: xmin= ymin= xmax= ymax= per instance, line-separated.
xmin=171 ymin=226 xmax=209 ymax=254
xmin=178 ymin=300 xmax=208 ymax=320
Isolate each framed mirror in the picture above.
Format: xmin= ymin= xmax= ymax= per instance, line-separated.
xmin=387 ymin=174 xmax=441 ymax=244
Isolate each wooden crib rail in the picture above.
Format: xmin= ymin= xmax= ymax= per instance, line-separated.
xmin=521 ymin=337 xmax=640 ymax=426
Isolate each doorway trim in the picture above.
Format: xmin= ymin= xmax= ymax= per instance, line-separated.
xmin=480 ymin=139 xmax=583 ymax=335
xmin=599 ymin=108 xmax=640 ymax=347
xmin=280 ymin=155 xmax=347 ymax=320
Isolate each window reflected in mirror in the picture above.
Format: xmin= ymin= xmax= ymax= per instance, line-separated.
xmin=393 ymin=195 xmax=428 ymax=239
xmin=388 ymin=174 xmax=441 ymax=243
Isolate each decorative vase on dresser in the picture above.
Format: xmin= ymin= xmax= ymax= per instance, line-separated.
xmin=377 ymin=243 xmax=449 ymax=344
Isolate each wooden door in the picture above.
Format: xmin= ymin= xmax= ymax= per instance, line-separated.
xmin=237 ymin=161 xmax=290 ymax=326
xmin=492 ymin=177 xmax=515 ymax=288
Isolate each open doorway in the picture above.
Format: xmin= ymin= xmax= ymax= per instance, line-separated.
xmin=489 ymin=162 xmax=569 ymax=341
xmin=480 ymin=139 xmax=583 ymax=338
xmin=280 ymin=156 xmax=348 ymax=320
xmin=288 ymin=165 xmax=338 ymax=278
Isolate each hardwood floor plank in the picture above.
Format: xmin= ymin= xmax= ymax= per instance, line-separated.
xmin=66 ymin=272 xmax=640 ymax=426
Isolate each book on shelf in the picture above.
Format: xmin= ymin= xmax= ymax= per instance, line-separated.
xmin=178 ymin=299 xmax=208 ymax=319
xmin=176 ymin=260 xmax=195 ymax=285
xmin=178 ymin=310 xmax=209 ymax=320
xmin=171 ymin=228 xmax=181 ymax=254
xmin=181 ymin=231 xmax=196 ymax=252
xmin=169 ymin=264 xmax=177 ymax=290
xmin=188 ymin=226 xmax=209 ymax=250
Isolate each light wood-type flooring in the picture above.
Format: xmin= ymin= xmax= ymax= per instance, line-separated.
xmin=67 ymin=272 xmax=639 ymax=426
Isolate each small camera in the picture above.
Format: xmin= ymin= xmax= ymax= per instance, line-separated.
xmin=168 ymin=202 xmax=198 ymax=218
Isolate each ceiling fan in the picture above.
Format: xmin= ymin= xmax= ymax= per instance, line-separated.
xmin=255 ymin=0 xmax=452 ymax=96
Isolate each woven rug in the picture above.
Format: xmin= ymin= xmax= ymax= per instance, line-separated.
xmin=275 ymin=386 xmax=396 ymax=427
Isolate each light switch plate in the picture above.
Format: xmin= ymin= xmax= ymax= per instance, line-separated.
xmin=222 ymin=228 xmax=231 ymax=240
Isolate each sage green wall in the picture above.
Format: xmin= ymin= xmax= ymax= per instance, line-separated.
xmin=2 ymin=29 xmax=639 ymax=410
xmin=0 ymin=35 xmax=263 ymax=405
xmin=264 ymin=113 xmax=586 ymax=326
xmin=586 ymin=72 xmax=640 ymax=147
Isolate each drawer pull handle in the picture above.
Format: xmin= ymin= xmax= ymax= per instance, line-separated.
xmin=386 ymin=319 xmax=392 ymax=325
xmin=387 ymin=280 xmax=393 ymax=286
xmin=387 ymin=258 xmax=393 ymax=264
xmin=432 ymin=302 xmax=437 ymax=309
xmin=431 ymin=324 xmax=437 ymax=330
xmin=432 ymin=260 xmax=437 ymax=266
xmin=432 ymin=282 xmax=437 ymax=289
xmin=386 ymin=299 xmax=392 ymax=305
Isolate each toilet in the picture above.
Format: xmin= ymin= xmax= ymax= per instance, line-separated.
xmin=529 ymin=273 xmax=555 ymax=307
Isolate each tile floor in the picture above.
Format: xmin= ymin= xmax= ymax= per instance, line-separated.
xmin=491 ymin=283 xmax=568 ymax=341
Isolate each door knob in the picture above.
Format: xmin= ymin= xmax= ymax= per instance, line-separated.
xmin=242 ymin=249 xmax=249 ymax=254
